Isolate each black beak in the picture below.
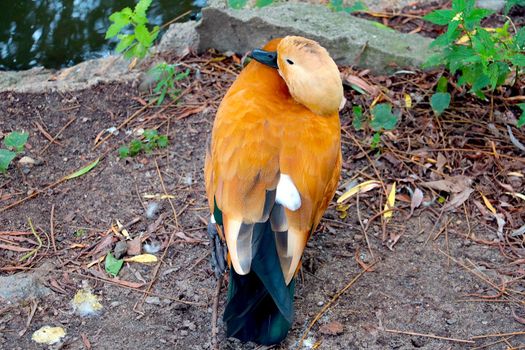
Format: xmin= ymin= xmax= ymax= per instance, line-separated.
xmin=248 ymin=49 xmax=278 ymax=69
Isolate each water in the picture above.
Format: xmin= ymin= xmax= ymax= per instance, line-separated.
xmin=0 ymin=0 xmax=202 ymax=71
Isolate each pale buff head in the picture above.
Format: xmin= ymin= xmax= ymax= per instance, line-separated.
xmin=276 ymin=36 xmax=343 ymax=116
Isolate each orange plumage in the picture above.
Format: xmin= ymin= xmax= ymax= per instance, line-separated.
xmin=204 ymin=36 xmax=343 ymax=344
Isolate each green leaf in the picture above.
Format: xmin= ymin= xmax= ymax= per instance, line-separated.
xmin=118 ymin=146 xmax=130 ymax=158
xmin=135 ymin=0 xmax=153 ymax=18
xmin=255 ymin=0 xmax=273 ymax=7
xmin=345 ymin=1 xmax=367 ymax=13
xmin=516 ymin=27 xmax=525 ymax=48
xmin=134 ymin=24 xmax=152 ymax=47
xmin=423 ymin=9 xmax=455 ymax=25
xmin=0 ymin=149 xmax=16 ymax=172
xmin=518 ymin=103 xmax=525 ymax=128
xmin=157 ymin=135 xmax=168 ymax=148
xmin=437 ymin=76 xmax=448 ymax=93
xmin=430 ymin=92 xmax=451 ymax=116
xmin=464 ymin=8 xmax=493 ymax=30
xmin=423 ymin=53 xmax=447 ymax=68
xmin=64 ymin=158 xmax=100 ymax=180
xmin=129 ymin=140 xmax=143 ymax=156
xmin=370 ymin=132 xmax=381 ymax=149
xmin=328 ymin=0 xmax=344 ymax=12
xmin=108 ymin=10 xmax=131 ymax=26
xmin=105 ymin=252 xmax=124 ymax=277
xmin=115 ymin=34 xmax=135 ymax=53
xmin=352 ymin=105 xmax=364 ymax=130
xmin=370 ymin=103 xmax=398 ymax=131
xmin=371 ymin=22 xmax=394 ymax=31
xmin=511 ymin=54 xmax=525 ymax=67
xmin=451 ymin=0 xmax=468 ymax=13
xmin=228 ymin=0 xmax=248 ymax=9
xmin=143 ymin=129 xmax=158 ymax=141
xmin=4 ymin=131 xmax=29 ymax=152
xmin=131 ymin=13 xmax=148 ymax=26
xmin=106 ymin=22 xmax=127 ymax=39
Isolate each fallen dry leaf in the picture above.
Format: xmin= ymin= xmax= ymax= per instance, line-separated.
xmin=409 ymin=188 xmax=424 ymax=218
xmin=443 ymin=188 xmax=474 ymax=211
xmin=422 ymin=175 xmax=472 ymax=193
xmin=337 ymin=180 xmax=381 ymax=204
xmin=480 ymin=193 xmax=497 ymax=214
xmin=383 ymin=183 xmax=396 ymax=221
xmin=319 ymin=321 xmax=344 ymax=336
xmin=124 ymin=253 xmax=158 ymax=263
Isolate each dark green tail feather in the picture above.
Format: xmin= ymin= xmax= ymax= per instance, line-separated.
xmin=223 ymin=221 xmax=295 ymax=345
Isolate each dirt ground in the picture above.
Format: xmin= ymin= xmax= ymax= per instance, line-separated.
xmin=1 ymin=2 xmax=525 ymax=347
xmin=0 ymin=75 xmax=524 ymax=349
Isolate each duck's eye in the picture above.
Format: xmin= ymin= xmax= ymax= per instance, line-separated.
xmin=286 ymin=59 xmax=294 ymax=65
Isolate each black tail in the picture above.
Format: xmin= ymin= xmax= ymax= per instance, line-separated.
xmin=223 ymin=221 xmax=295 ymax=345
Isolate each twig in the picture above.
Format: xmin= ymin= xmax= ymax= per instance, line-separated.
xmin=382 ymin=328 xmax=474 ymax=344
xmin=472 ymin=331 xmax=525 ymax=339
xmin=40 ymin=117 xmax=76 ymax=154
xmin=50 ymin=205 xmax=57 ymax=254
xmin=356 ymin=194 xmax=374 ymax=258
xmin=211 ymin=278 xmax=222 ymax=350
xmin=296 ymin=262 xmax=377 ymax=349
xmin=154 ymin=158 xmax=180 ymax=229
xmin=18 ymin=299 xmax=38 ymax=337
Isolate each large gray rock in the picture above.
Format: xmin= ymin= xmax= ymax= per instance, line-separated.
xmin=0 ymin=55 xmax=140 ymax=93
xmin=197 ymin=3 xmax=435 ymax=73
xmin=0 ymin=262 xmax=53 ymax=302
xmin=156 ymin=21 xmax=200 ymax=56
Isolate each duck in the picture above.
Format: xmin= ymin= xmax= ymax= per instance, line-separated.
xmin=204 ymin=35 xmax=343 ymax=345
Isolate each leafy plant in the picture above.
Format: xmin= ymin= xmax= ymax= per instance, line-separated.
xmin=430 ymin=92 xmax=451 ymax=116
xmin=119 ymin=129 xmax=168 ymax=158
xmin=352 ymin=105 xmax=364 ymax=130
xmin=228 ymin=0 xmax=274 ymax=9
xmin=350 ymin=103 xmax=398 ymax=149
xmin=518 ymin=103 xmax=525 ymax=127
xmin=105 ymin=0 xmax=159 ymax=59
xmin=148 ymin=63 xmax=190 ymax=105
xmin=0 ymin=131 xmax=29 ymax=173
xmin=328 ymin=0 xmax=367 ymax=13
xmin=105 ymin=252 xmax=124 ymax=277
xmin=370 ymin=103 xmax=398 ymax=131
xmin=424 ymin=0 xmax=525 ymax=104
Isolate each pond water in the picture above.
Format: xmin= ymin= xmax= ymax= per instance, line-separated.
xmin=0 ymin=0 xmax=203 ymax=71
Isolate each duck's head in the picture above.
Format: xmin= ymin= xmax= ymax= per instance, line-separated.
xmin=250 ymin=36 xmax=344 ymax=116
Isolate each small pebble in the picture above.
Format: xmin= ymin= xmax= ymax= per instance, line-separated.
xmin=145 ymin=296 xmax=161 ymax=305
xmin=113 ymin=241 xmax=128 ymax=259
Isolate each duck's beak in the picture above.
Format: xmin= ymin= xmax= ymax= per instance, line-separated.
xmin=248 ymin=49 xmax=278 ymax=69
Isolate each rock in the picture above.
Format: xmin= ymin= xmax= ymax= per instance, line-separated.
xmin=156 ymin=21 xmax=200 ymax=56
xmin=145 ymin=296 xmax=161 ymax=305
xmin=0 ymin=262 xmax=52 ymax=302
xmin=476 ymin=0 xmax=506 ymax=11
xmin=197 ymin=3 xmax=436 ymax=73
xmin=0 ymin=55 xmax=141 ymax=94
xmin=113 ymin=241 xmax=128 ymax=259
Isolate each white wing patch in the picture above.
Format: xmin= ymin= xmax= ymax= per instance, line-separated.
xmin=275 ymin=174 xmax=301 ymax=211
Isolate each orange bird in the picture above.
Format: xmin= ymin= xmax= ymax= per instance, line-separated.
xmin=204 ymin=36 xmax=343 ymax=345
